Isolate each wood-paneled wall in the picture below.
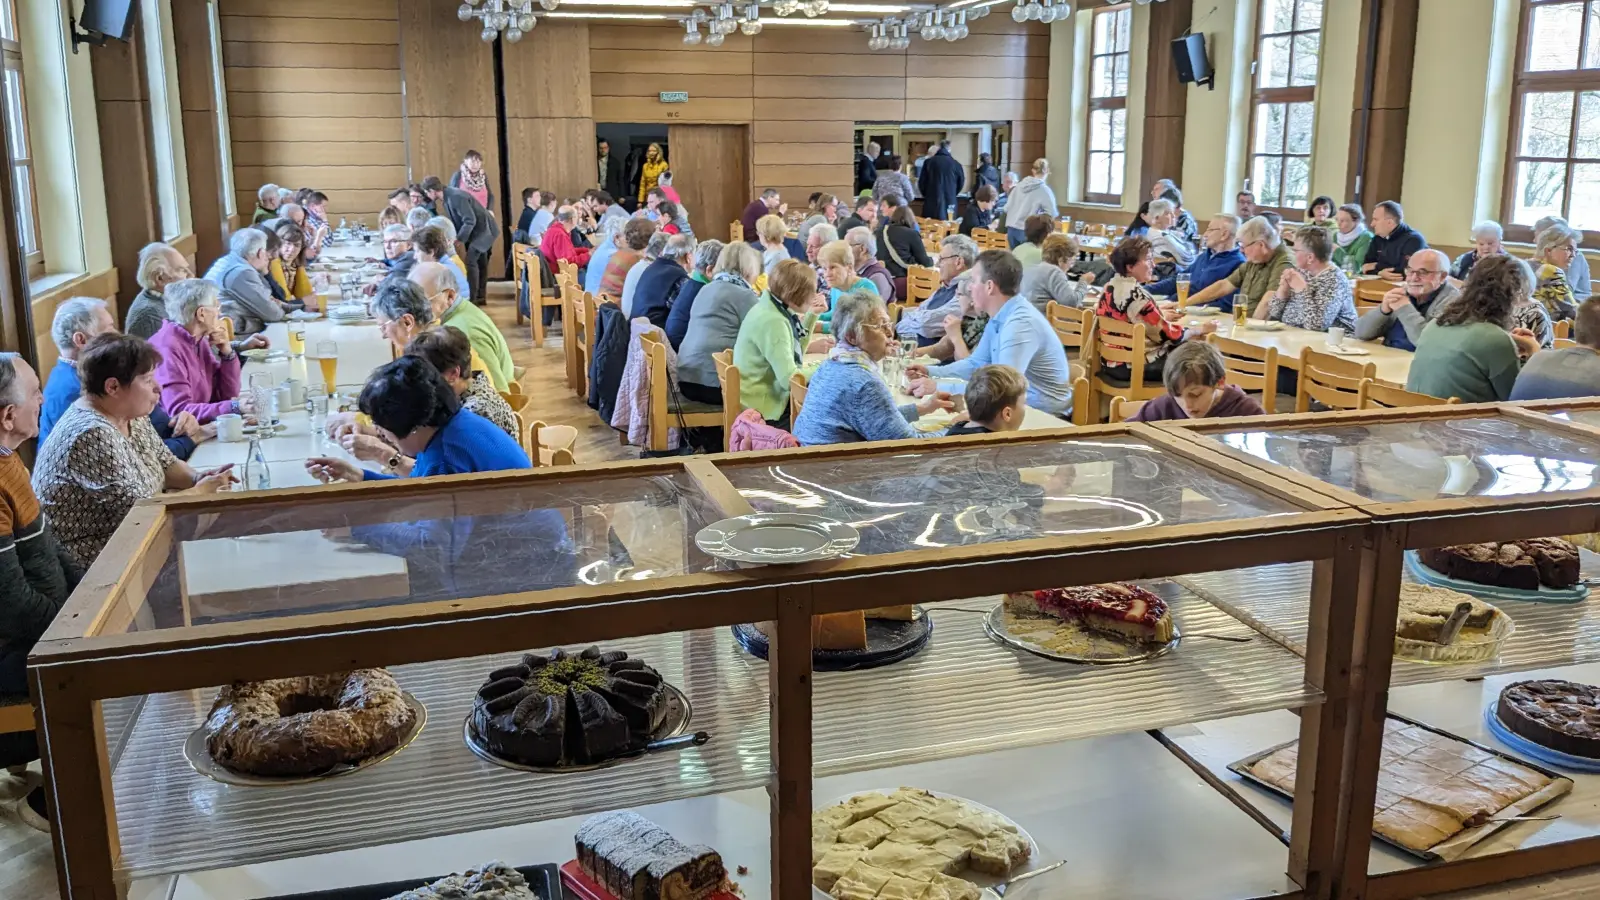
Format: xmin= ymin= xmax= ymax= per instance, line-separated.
xmin=218 ymin=0 xmax=403 ymax=217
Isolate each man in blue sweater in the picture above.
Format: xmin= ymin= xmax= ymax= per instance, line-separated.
xmin=631 ymin=234 xmax=694 ymax=331
xmin=1156 ymin=214 xmax=1247 ymax=310
xmin=907 ymin=249 xmax=1072 ymax=416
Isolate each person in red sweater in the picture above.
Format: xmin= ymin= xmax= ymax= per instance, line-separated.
xmin=539 ymin=205 xmax=591 ymax=271
xmin=658 ymin=170 xmax=681 ymax=205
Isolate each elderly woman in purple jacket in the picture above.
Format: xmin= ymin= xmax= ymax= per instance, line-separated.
xmin=147 ymin=279 xmax=265 ymax=422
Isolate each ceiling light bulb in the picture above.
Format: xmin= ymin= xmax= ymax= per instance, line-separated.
xmin=481 ymin=25 xmax=498 ymax=40
xmin=458 ymin=3 xmax=475 ymax=19
xmin=707 ymin=30 xmax=724 ymax=44
xmin=683 ymin=29 xmax=701 ymax=42
xmin=741 ymin=19 xmax=760 ymax=33
xmin=1011 ymin=3 xmax=1027 ymax=21
xmin=505 ymin=25 xmax=523 ymax=40
xmin=955 ymin=23 xmax=968 ymax=37
xmin=519 ymin=13 xmax=536 ymax=28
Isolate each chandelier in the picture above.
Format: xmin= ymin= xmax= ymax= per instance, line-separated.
xmin=458 ymin=0 xmax=557 ymax=42
xmin=1010 ymin=0 xmax=1072 ymax=23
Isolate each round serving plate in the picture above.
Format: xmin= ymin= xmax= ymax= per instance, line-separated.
xmin=183 ymin=691 xmax=426 ymax=787
xmin=984 ymin=603 xmax=1181 ymax=664
xmin=462 ymin=682 xmax=692 ymax=774
xmin=695 ymin=513 xmax=859 ymax=564
xmin=1483 ymin=704 xmax=1600 ymax=774
xmin=731 ymin=607 xmax=933 ymax=672
xmin=1185 ymin=304 xmax=1226 ymax=316
xmin=1405 ymin=551 xmax=1590 ymax=605
xmin=240 ymin=349 xmax=291 ymax=363
xmin=812 ymin=789 xmax=1046 ymax=900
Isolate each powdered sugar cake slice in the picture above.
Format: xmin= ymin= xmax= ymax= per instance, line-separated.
xmin=1004 ymin=583 xmax=1175 ymax=644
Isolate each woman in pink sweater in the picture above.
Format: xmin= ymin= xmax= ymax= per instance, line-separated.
xmin=146 ymin=279 xmax=257 ymax=422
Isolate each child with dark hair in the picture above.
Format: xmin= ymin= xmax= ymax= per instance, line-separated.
xmin=946 ymin=365 xmax=1029 ymax=436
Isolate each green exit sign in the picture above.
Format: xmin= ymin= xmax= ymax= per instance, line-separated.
xmin=659 ymin=91 xmax=689 ymax=103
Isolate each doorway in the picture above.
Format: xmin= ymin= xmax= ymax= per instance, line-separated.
xmin=665 ymin=124 xmax=749 ymax=242
xmin=595 ymin=123 xmax=669 ymax=211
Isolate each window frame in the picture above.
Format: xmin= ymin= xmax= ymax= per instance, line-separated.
xmin=1501 ymin=0 xmax=1600 ymax=244
xmin=1084 ymin=3 xmax=1130 ymax=207
xmin=1 ymin=0 xmax=42 ymax=279
xmin=1245 ymin=0 xmax=1322 ymax=220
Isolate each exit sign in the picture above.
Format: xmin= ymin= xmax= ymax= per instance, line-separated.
xmin=659 ymin=91 xmax=689 ymax=103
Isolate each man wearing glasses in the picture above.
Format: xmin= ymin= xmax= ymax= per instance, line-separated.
xmin=1181 ymin=215 xmax=1291 ymax=316
xmin=1352 ymin=249 xmax=1460 ymax=352
xmin=897 ymin=235 xmax=977 ymax=346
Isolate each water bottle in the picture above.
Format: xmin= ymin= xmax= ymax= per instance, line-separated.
xmin=245 ymin=437 xmax=272 ymax=491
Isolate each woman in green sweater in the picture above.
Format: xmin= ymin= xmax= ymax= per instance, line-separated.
xmin=1407 ymin=256 xmax=1542 ymax=403
xmin=733 ymin=258 xmax=831 ymax=428
xmin=1330 ymin=203 xmax=1372 ymax=273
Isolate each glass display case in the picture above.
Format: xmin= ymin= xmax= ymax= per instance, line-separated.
xmin=1159 ymin=405 xmax=1600 ymax=899
xmin=29 ymin=425 xmax=1373 ymax=900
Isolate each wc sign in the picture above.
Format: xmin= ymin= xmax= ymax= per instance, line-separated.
xmin=659 ymin=91 xmax=689 ymax=103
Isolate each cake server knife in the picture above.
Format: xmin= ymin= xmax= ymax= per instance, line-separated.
xmin=645 ymin=731 xmax=710 ymax=755
xmin=1436 ymin=602 xmax=1475 ymax=646
xmin=993 ymin=860 xmax=1065 ymax=896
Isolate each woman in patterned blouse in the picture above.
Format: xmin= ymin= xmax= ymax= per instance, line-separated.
xmin=32 ymin=334 xmax=235 ymax=567
xmin=1264 ymin=225 xmax=1358 ymax=332
xmin=1097 ymin=236 xmax=1217 ymax=384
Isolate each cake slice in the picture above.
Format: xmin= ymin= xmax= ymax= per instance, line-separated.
xmin=1395 ymin=585 xmax=1499 ymax=642
xmin=812 ymin=844 xmax=868 ymax=893
xmin=968 ymin=832 xmax=1029 ymax=876
xmin=839 ymin=792 xmax=898 ymax=823
xmin=930 ymin=874 xmax=982 ymax=900
xmin=867 ymin=605 xmax=917 ymax=621
xmin=1005 ymin=583 xmax=1174 ymax=644
xmin=878 ymin=875 xmax=934 ymax=900
xmin=837 ymin=816 xmax=893 ymax=848
xmin=814 ymin=612 xmax=868 ymax=651
xmin=829 ymin=862 xmax=893 ymax=900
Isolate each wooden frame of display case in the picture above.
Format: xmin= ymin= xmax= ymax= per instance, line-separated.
xmin=28 ymin=423 xmax=1373 ymax=900
xmin=1156 ymin=403 xmax=1600 ymax=900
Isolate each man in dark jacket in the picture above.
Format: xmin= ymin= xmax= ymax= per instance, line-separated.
xmin=423 ymin=176 xmax=498 ymax=306
xmin=971 ymin=153 xmax=1001 ymax=193
xmin=1362 ymin=200 xmax=1428 ymax=278
xmin=597 ymin=139 xmax=626 ymax=201
xmin=918 ymin=141 xmax=964 ymax=221
xmin=856 ymin=141 xmax=880 ymax=194
xmin=631 ymin=234 xmax=694 ymax=330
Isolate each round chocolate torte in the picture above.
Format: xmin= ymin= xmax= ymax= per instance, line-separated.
xmin=1497 ymin=679 xmax=1600 ymax=758
xmin=470 ymin=646 xmax=669 ymax=767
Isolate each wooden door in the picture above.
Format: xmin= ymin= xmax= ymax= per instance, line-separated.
xmin=665 ymin=125 xmax=749 ymax=242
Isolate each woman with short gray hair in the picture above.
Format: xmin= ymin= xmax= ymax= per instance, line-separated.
xmin=203 ymin=226 xmax=284 ymax=335
xmin=1453 ymin=220 xmax=1506 ymax=281
xmin=793 ymin=287 xmax=954 ymax=445
xmin=146 ymin=279 xmax=252 ymax=423
xmin=666 ymin=238 xmax=724 ymax=349
xmin=372 ymin=279 xmax=435 ymax=354
xmin=1534 ymin=223 xmax=1582 ymax=321
xmin=846 ymin=226 xmax=894 ymax=300
xmin=126 ymin=243 xmax=191 ymax=339
xmin=676 ymin=242 xmax=764 ymax=404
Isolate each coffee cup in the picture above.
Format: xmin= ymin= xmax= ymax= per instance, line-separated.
xmin=1328 ymin=326 xmax=1347 ymax=349
xmin=217 ymin=413 xmax=245 ymax=442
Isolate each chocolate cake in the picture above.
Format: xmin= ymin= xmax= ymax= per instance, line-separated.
xmin=574 ymin=811 xmax=728 ymax=900
xmin=470 ymin=646 xmax=669 ymax=767
xmin=1497 ymin=680 xmax=1600 ymax=758
xmin=1418 ymin=539 xmax=1581 ymax=591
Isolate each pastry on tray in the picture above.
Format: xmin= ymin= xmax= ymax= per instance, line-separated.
xmin=1498 ymin=680 xmax=1600 ymax=759
xmin=1245 ymin=718 xmax=1555 ymax=852
xmin=470 ymin=646 xmax=669 ymax=768
xmin=756 ymin=607 xmax=920 ymax=652
xmin=204 ymin=669 xmax=416 ymax=776
xmin=811 ymin=787 xmax=1028 ymax=898
xmin=574 ymin=810 xmax=730 ymax=900
xmin=1418 ymin=539 xmax=1581 ymax=590
xmin=1395 ymin=585 xmax=1500 ymax=643
xmin=383 ymin=862 xmax=539 ymax=899
xmin=1005 ymin=583 xmax=1174 ymax=644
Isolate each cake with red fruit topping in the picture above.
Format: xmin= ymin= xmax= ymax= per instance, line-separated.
xmin=1004 ymin=583 xmax=1174 ymax=644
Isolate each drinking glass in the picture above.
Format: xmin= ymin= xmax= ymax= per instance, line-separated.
xmin=287 ymin=322 xmax=306 ymax=357
xmin=1233 ymin=298 xmax=1250 ymax=327
xmin=247 ymin=372 xmax=278 ymax=427
xmin=1176 ymin=279 xmax=1191 ymax=305
xmin=314 ymin=340 xmax=339 ymax=397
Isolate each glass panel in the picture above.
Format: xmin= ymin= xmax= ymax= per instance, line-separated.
xmin=1261 ymin=0 xmax=1295 ymax=34
xmin=721 ymin=437 xmax=1301 ymax=557
xmin=128 ymin=473 xmax=725 ymax=630
xmin=1108 ymin=149 xmax=1125 ymax=197
xmin=1257 ymin=156 xmax=1284 ymax=207
xmin=1090 ymin=108 xmax=1113 ymax=152
xmin=1565 ymin=409 xmax=1600 ymax=428
xmin=1091 ymin=56 xmax=1112 ymax=98
xmin=1529 ymin=2 xmax=1584 ymax=71
xmin=1294 ymin=0 xmax=1323 ymax=31
xmin=1285 ymin=101 xmax=1315 ymax=154
xmin=1094 ymin=9 xmax=1115 ymax=53
xmin=1521 ymin=91 xmax=1576 ymax=156
xmin=1109 ymin=107 xmax=1126 ymax=152
xmin=1572 ymin=163 xmax=1600 ymax=230
xmin=1291 ymin=33 xmax=1320 ymax=85
xmin=1589 ymin=2 xmax=1600 ymax=68
xmin=1112 ymin=52 xmax=1129 ymax=97
xmin=0 ymin=0 xmax=13 ymax=43
xmin=1514 ymin=160 xmax=1568 ymax=225
xmin=1216 ymin=416 xmax=1600 ymax=503
xmin=1252 ymin=156 xmax=1272 ymax=205
xmin=1088 ymin=152 xmax=1111 ymax=196
xmin=1113 ymin=8 xmax=1130 ymax=53
xmin=1260 ymin=35 xmax=1292 ymax=88
xmin=1283 ymin=156 xmax=1311 ymax=209
xmin=1578 ymin=91 xmax=1600 ymax=158
xmin=3 ymin=67 xmax=25 ymax=158
xmin=12 ymin=163 xmax=31 ymax=253
xmin=1256 ymin=101 xmax=1287 ymax=153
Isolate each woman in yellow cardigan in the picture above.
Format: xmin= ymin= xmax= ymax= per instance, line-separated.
xmin=638 ymin=143 xmax=668 ymax=204
xmin=268 ymin=220 xmax=317 ymax=309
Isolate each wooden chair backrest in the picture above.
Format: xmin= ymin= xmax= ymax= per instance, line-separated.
xmin=1109 ymin=397 xmax=1148 ymax=421
xmin=511 ymin=243 xmax=532 ymax=293
xmin=528 ymin=420 xmax=578 ymax=467
xmin=640 ymin=331 xmax=672 ymax=449
xmin=1357 ymin=379 xmax=1458 ymax=409
xmin=569 ymin=289 xmax=591 ymax=397
xmin=1091 ymin=316 xmax=1148 ymax=374
xmin=905 ymin=266 xmax=939 ymax=307
xmin=712 ymin=349 xmax=742 ymax=452
xmin=1070 ymin=373 xmax=1093 ymax=426
xmin=972 ymin=228 xmax=1006 ymax=251
xmin=1296 ymin=347 xmax=1376 ymax=412
xmin=1045 ymin=301 xmax=1094 ymax=354
xmin=789 ymin=370 xmax=808 ymax=426
xmin=1555 ymin=337 xmax=1578 ymax=349
xmin=221 ymin=317 xmax=235 ymax=342
xmin=1205 ymin=333 xmax=1281 ymax=396
xmin=730 ymin=221 xmax=744 ymax=243
xmin=1556 ymin=319 xmax=1572 ymax=340
xmin=499 ymin=390 xmax=530 ymax=413
xmin=558 ymin=258 xmax=578 ymax=284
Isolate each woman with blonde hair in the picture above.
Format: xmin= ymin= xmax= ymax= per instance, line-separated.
xmin=677 ymin=241 xmax=763 ymax=405
xmin=1533 ymin=222 xmax=1581 ymax=321
xmin=638 ymin=143 xmax=668 ymax=203
xmin=734 ymin=258 xmax=832 ymax=428
xmin=819 ymin=239 xmax=882 ymax=331
xmin=1003 ymin=158 xmax=1059 ymax=249
xmin=268 ymin=220 xmax=315 ymax=305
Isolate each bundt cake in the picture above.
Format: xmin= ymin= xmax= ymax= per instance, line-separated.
xmin=470 ymin=646 xmax=669 ymax=767
xmin=204 ymin=669 xmax=417 ymax=776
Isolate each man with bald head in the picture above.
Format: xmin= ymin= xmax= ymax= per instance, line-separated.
xmin=407 ymin=261 xmax=513 ymax=390
xmin=1353 ymin=248 xmax=1459 ymax=351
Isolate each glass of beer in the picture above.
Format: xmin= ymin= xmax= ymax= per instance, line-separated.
xmin=314 ymin=340 xmax=338 ymax=397
xmin=287 ymin=322 xmax=306 ymax=357
xmin=1176 ymin=278 xmax=1190 ymax=306
xmin=1233 ymin=297 xmax=1250 ymax=327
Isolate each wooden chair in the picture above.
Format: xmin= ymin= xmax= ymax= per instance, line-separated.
xmin=1045 ymin=301 xmax=1094 ymax=359
xmin=567 ymin=290 xmax=595 ymax=398
xmin=789 ymin=370 xmax=808 ymax=426
xmin=1356 ymin=378 xmax=1457 ymax=410
xmin=1069 ymin=361 xmax=1093 ymax=427
xmin=557 ymin=258 xmax=578 ymax=286
xmin=527 ymin=247 xmax=565 ymax=348
xmin=0 ymin=698 xmax=33 ymax=736
xmin=1088 ymin=316 xmax=1161 ymax=420
xmin=1556 ymin=337 xmax=1578 ymax=349
xmin=640 ymin=331 xmax=722 ymax=452
xmin=1206 ymin=333 xmax=1281 ymax=402
xmin=730 ymin=221 xmax=744 ymax=243
xmin=529 ymin=419 xmax=578 ymax=466
xmin=1295 ymin=347 xmax=1376 ymax=412
xmin=972 ymin=228 xmax=1006 ymax=251
xmin=221 ymin=317 xmax=235 ymax=342
xmin=1108 ymin=397 xmax=1148 ymax=421
xmin=712 ymin=350 xmax=744 ymax=452
xmin=904 ymin=266 xmax=939 ymax=308
xmin=1556 ymin=319 xmax=1572 ymax=340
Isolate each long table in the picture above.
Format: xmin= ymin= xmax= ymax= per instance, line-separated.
xmin=801 ymin=353 xmax=1068 ymax=431
xmin=1180 ymin=310 xmax=1416 ymax=385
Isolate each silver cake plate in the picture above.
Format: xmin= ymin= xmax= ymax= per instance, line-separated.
xmin=463 ymin=683 xmax=693 ymax=774
xmin=695 ymin=513 xmax=859 ymax=565
xmin=183 ymin=692 xmax=426 ymax=787
xmin=984 ymin=603 xmax=1181 ymax=664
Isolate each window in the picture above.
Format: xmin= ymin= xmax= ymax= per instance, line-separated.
xmin=207 ymin=0 xmax=235 ymax=217
xmin=1504 ymin=0 xmax=1600 ymax=238
xmin=1248 ymin=0 xmax=1322 ymax=216
xmin=1085 ymin=4 xmax=1129 ymax=205
xmin=1 ymin=0 xmax=41 ymax=276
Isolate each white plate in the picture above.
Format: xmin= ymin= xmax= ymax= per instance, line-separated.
xmin=1237 ymin=320 xmax=1286 ymax=331
xmin=812 ymin=789 xmax=1046 ymax=900
xmin=695 ymin=513 xmax=859 ymax=564
xmin=1185 ymin=305 xmax=1226 ymax=316
xmin=1322 ymin=344 xmax=1371 ymax=356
